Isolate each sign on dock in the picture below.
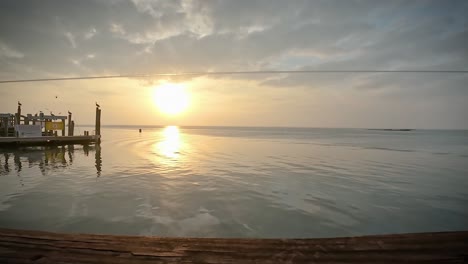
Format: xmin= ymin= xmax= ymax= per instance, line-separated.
xmin=45 ymin=121 xmax=64 ymax=130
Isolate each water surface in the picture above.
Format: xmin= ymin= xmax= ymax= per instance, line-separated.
xmin=0 ymin=126 xmax=467 ymax=238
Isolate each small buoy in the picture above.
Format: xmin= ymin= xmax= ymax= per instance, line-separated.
xmin=139 ymin=129 xmax=142 ymax=133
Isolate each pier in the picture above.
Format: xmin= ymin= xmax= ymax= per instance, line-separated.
xmin=0 ymin=135 xmax=100 ymax=146
xmin=0 ymin=228 xmax=466 ymax=263
xmin=0 ymin=103 xmax=101 ymax=147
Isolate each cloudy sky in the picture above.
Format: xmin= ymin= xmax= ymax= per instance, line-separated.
xmin=0 ymin=0 xmax=467 ymax=128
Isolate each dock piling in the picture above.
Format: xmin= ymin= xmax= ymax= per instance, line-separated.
xmin=16 ymin=102 xmax=21 ymax=125
xmin=61 ymin=119 xmax=65 ymax=136
xmin=95 ymin=105 xmax=101 ymax=142
xmin=68 ymin=112 xmax=72 ymax=136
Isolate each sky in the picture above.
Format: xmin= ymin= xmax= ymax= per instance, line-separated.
xmin=0 ymin=0 xmax=467 ymax=129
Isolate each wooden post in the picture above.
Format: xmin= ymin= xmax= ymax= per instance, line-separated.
xmin=70 ymin=121 xmax=74 ymax=136
xmin=61 ymin=119 xmax=65 ymax=136
xmin=95 ymin=106 xmax=101 ymax=142
xmin=95 ymin=106 xmax=98 ymax=136
xmin=16 ymin=104 xmax=21 ymax=125
xmin=68 ymin=112 xmax=72 ymax=136
xmin=98 ymin=109 xmax=101 ymax=135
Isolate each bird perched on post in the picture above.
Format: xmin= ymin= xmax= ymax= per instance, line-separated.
xmin=18 ymin=101 xmax=22 ymax=106
xmin=68 ymin=111 xmax=72 ymax=115
xmin=96 ymin=102 xmax=100 ymax=108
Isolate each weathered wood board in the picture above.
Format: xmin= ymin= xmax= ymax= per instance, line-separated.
xmin=0 ymin=228 xmax=467 ymax=263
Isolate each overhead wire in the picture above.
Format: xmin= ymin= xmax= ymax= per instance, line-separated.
xmin=0 ymin=70 xmax=467 ymax=84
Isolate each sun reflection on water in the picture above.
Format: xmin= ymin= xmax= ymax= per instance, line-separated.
xmin=156 ymin=126 xmax=182 ymax=159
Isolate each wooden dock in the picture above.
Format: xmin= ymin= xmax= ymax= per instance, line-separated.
xmin=0 ymin=228 xmax=466 ymax=263
xmin=1 ymin=102 xmax=101 ymax=147
xmin=0 ymin=135 xmax=100 ymax=147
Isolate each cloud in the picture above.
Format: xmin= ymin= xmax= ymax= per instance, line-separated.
xmin=84 ymin=27 xmax=98 ymax=39
xmin=109 ymin=23 xmax=125 ymax=35
xmin=0 ymin=0 xmax=467 ymax=128
xmin=1 ymin=0 xmax=466 ymax=77
xmin=64 ymin=32 xmax=77 ymax=48
xmin=0 ymin=41 xmax=24 ymax=58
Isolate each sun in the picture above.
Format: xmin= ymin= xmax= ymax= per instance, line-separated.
xmin=153 ymin=82 xmax=190 ymax=115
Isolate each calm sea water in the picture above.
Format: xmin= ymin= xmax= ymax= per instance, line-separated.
xmin=0 ymin=126 xmax=467 ymax=238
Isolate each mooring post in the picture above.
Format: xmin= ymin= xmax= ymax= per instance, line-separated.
xmin=16 ymin=102 xmax=21 ymax=125
xmin=61 ymin=118 xmax=65 ymax=136
xmin=67 ymin=112 xmax=72 ymax=136
xmin=98 ymin=108 xmax=101 ymax=135
xmin=70 ymin=121 xmax=75 ymax=136
xmin=95 ymin=105 xmax=101 ymax=143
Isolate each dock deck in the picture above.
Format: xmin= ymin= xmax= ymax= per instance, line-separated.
xmin=0 ymin=135 xmax=100 ymax=146
xmin=0 ymin=228 xmax=466 ymax=263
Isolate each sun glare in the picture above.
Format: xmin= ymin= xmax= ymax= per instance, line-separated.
xmin=157 ymin=126 xmax=181 ymax=159
xmin=153 ymin=83 xmax=190 ymax=115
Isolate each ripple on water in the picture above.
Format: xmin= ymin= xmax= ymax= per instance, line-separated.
xmin=1 ymin=127 xmax=467 ymax=237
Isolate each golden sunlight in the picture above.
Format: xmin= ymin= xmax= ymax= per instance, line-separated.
xmin=157 ymin=126 xmax=181 ymax=159
xmin=153 ymin=82 xmax=190 ymax=115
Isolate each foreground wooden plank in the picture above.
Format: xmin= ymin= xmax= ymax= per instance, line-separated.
xmin=0 ymin=228 xmax=467 ymax=263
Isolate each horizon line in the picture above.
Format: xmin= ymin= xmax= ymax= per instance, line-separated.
xmin=75 ymin=124 xmax=468 ymax=131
